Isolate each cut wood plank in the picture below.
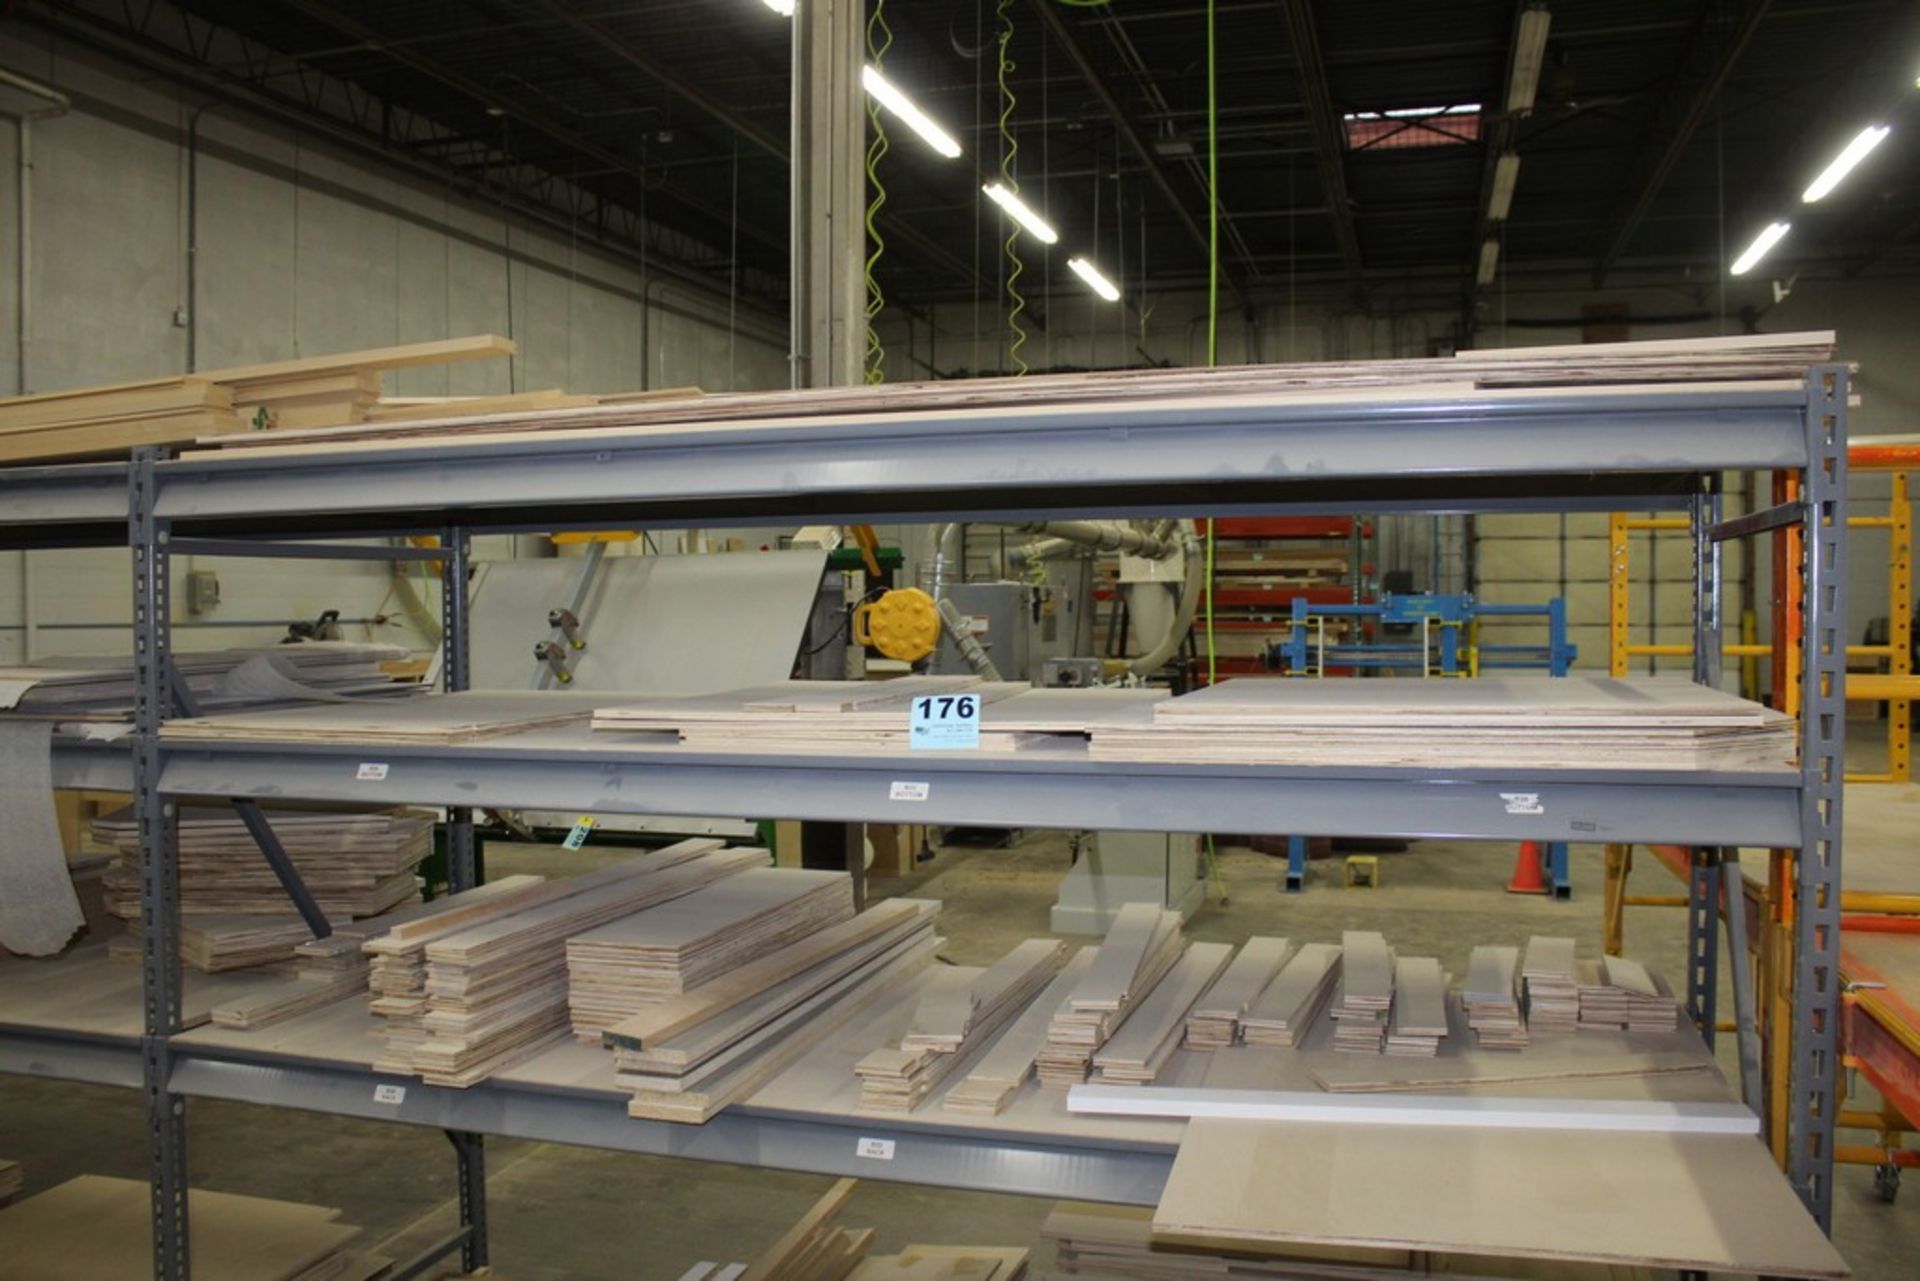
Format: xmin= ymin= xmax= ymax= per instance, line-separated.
xmin=943 ymin=949 xmax=1095 ymax=1116
xmin=1149 ymin=1119 xmax=1847 ymax=1279
xmin=1095 ymin=943 xmax=1234 ymax=1084
xmin=1184 ymin=936 xmax=1290 ymax=1050
xmin=741 ymin=1179 xmax=857 ymax=1281
xmin=1241 ymin=942 xmax=1341 ymax=1047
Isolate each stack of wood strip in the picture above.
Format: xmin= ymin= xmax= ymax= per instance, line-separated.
xmin=1580 ymin=956 xmax=1682 ymax=1033
xmin=1329 ymin=932 xmax=1395 ymax=1054
xmin=854 ymin=938 xmax=1067 ymax=1112
xmin=1461 ymin=945 xmax=1528 ymax=1050
xmin=1183 ymin=936 xmax=1291 ymax=1050
xmin=0 ymin=334 xmax=514 ymax=462
xmin=94 ymin=806 xmax=434 ymax=942
xmin=942 ymin=950 xmax=1095 ymax=1116
xmin=1 ymin=643 xmax=408 ymax=721
xmin=1093 ymin=942 xmax=1234 ymax=1083
xmin=608 ymin=901 xmax=942 ymax=1123
xmin=195 ymin=331 xmax=1842 ymax=458
xmin=1521 ymin=936 xmax=1580 ymax=1034
xmin=1382 ymin=956 xmax=1449 ymax=1058
xmin=566 ymin=868 xmax=855 ymax=1039
xmin=1239 ymin=942 xmax=1341 ymax=1047
xmin=1039 ymin=904 xmax=1185 ymax=1086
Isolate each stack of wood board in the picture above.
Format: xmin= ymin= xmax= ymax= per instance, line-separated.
xmin=0 ymin=643 xmax=408 ymax=721
xmin=1330 ymin=932 xmax=1394 ymax=1053
xmin=1578 ymin=956 xmax=1681 ymax=1033
xmin=1183 ymin=937 xmax=1291 ymax=1050
xmin=195 ymin=332 xmax=1842 ymax=458
xmin=1093 ymin=942 xmax=1235 ymax=1083
xmin=1521 ymin=936 xmax=1580 ymax=1034
xmin=1239 ymin=942 xmax=1340 ymax=1047
xmin=0 ymin=1161 xmax=18 ymax=1208
xmin=1461 ymin=945 xmax=1528 ymax=1050
xmin=1044 ymin=1201 xmax=1419 ymax=1281
xmin=592 ymin=678 xmax=1026 ymax=751
xmin=94 ymin=805 xmax=433 ymax=933
xmin=848 ymin=1246 xmax=1029 ymax=1281
xmin=1382 ymin=956 xmax=1448 ymax=1057
xmin=854 ymin=938 xmax=1067 ymax=1111
xmin=1088 ymin=676 xmax=1796 ymax=773
xmin=160 ymin=689 xmax=603 ymax=745
xmin=942 ymin=949 xmax=1096 ymax=1116
xmin=0 ymin=1174 xmax=367 ymax=1281
xmin=566 ymin=868 xmax=857 ymax=1039
xmin=1039 ymin=904 xmax=1186 ymax=1086
xmin=614 ymin=903 xmax=941 ymax=1122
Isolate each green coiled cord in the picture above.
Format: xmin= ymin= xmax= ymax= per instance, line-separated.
xmin=862 ymin=0 xmax=892 ymax=385
xmin=996 ymin=0 xmax=1027 ymax=375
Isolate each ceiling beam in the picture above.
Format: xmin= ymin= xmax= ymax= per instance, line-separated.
xmin=1026 ymin=0 xmax=1247 ymax=303
xmin=1591 ymin=0 xmax=1773 ymax=285
xmin=1278 ymin=0 xmax=1366 ymax=305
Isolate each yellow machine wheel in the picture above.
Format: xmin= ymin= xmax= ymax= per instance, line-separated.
xmin=854 ymin=588 xmax=942 ymax=663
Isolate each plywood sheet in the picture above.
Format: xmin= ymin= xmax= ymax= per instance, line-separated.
xmin=1151 ymin=1119 xmax=1848 ymax=1279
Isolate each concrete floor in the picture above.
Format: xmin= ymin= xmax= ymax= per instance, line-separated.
xmin=2 ymin=831 xmax=1915 ymax=1278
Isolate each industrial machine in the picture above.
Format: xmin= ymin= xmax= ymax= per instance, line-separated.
xmin=1272 ymin=591 xmax=1577 ymax=677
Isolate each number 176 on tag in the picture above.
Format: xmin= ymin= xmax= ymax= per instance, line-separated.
xmin=909 ymin=694 xmax=980 ymax=750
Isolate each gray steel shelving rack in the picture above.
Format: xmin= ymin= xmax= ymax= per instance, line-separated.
xmin=0 ymin=369 xmax=1851 ymax=1281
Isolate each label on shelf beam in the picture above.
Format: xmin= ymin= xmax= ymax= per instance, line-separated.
xmin=372 ymin=1083 xmax=407 ymax=1105
xmin=356 ymin=763 xmax=390 ymax=781
xmin=1499 ymin=792 xmax=1544 ymax=815
xmin=855 ymin=1137 xmax=896 ymax=1160
xmin=888 ymin=781 xmax=931 ymax=802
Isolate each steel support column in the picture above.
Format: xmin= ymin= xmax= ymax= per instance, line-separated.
xmin=132 ymin=448 xmax=188 ymax=1281
xmin=449 ymin=1129 xmax=489 ymax=1272
xmin=791 ymin=0 xmax=865 ymax=390
xmin=1790 ymin=365 xmax=1848 ymax=1227
xmin=441 ymin=527 xmax=476 ymax=893
xmin=1691 ymin=482 xmax=1725 ymax=688
xmin=1687 ymin=845 xmax=1721 ymax=1046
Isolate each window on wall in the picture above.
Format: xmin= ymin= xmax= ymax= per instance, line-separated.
xmin=1341 ymin=104 xmax=1483 ymax=151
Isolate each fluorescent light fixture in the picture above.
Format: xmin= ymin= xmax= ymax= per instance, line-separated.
xmin=861 ymin=67 xmax=962 ymax=159
xmin=1488 ymin=151 xmax=1521 ymax=221
xmin=1506 ymin=4 xmax=1551 ymax=115
xmin=761 ymin=0 xmax=794 ymax=14
xmin=1475 ymin=238 xmax=1501 ymax=287
xmin=1730 ymin=221 xmax=1791 ymax=276
xmin=1067 ymin=257 xmax=1122 ymax=302
xmin=1801 ymin=124 xmax=1890 ymax=202
xmin=982 ymin=182 xmax=1059 ymax=244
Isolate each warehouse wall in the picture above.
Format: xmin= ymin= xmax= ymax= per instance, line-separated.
xmin=0 ymin=31 xmax=790 ymax=661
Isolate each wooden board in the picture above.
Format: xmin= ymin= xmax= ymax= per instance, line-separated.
xmin=162 ymin=690 xmax=605 ymax=745
xmin=1150 ymin=1119 xmax=1849 ymax=1279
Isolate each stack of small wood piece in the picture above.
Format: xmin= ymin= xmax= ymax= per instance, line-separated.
xmin=1521 ymin=935 xmax=1581 ymax=1034
xmin=95 ymin=805 xmax=434 ymax=942
xmin=1329 ymin=931 xmax=1395 ymax=1053
xmin=1577 ymin=956 xmax=1682 ymax=1033
xmin=1381 ymin=956 xmax=1449 ymax=1057
xmin=1093 ymin=942 xmax=1234 ymax=1083
xmin=942 ymin=950 xmax=1095 ymax=1116
xmin=1183 ymin=936 xmax=1292 ymax=1050
xmin=1461 ymin=945 xmax=1528 ymax=1050
xmin=1238 ymin=942 xmax=1341 ymax=1047
xmin=1038 ymin=904 xmax=1186 ymax=1086
xmin=855 ymin=938 xmax=1068 ymax=1111
xmin=566 ymin=868 xmax=856 ymax=1040
xmin=605 ymin=899 xmax=941 ymax=1123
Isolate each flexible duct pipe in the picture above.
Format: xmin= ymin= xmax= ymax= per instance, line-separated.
xmin=1005 ymin=520 xmax=1178 ymax=560
xmin=937 ymin=597 xmax=1004 ymax=681
xmin=926 ymin=522 xmax=965 ymax=599
xmin=1128 ymin=521 xmax=1205 ymax=676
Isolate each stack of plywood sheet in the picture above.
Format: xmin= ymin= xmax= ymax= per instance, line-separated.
xmin=1093 ymin=942 xmax=1234 ymax=1083
xmin=0 ymin=1174 xmax=376 ymax=1281
xmin=1044 ymin=1201 xmax=1419 ymax=1281
xmin=609 ymin=902 xmax=942 ymax=1122
xmin=160 ymin=689 xmax=603 ymax=746
xmin=1461 ymin=945 xmax=1528 ymax=1050
xmin=1578 ymin=956 xmax=1681 ymax=1033
xmin=1381 ymin=956 xmax=1449 ymax=1058
xmin=1521 ymin=936 xmax=1580 ymax=1034
xmin=854 ymin=938 xmax=1067 ymax=1112
xmin=565 ymin=868 xmax=856 ymax=1039
xmin=94 ymin=805 xmax=434 ymax=935
xmin=1183 ymin=937 xmax=1291 ymax=1050
xmin=0 ymin=334 xmax=514 ymax=463
xmin=0 ymin=643 xmax=408 ymax=721
xmin=1039 ymin=904 xmax=1186 ymax=1087
xmin=1329 ymin=932 xmax=1394 ymax=1054
xmin=1239 ymin=942 xmax=1340 ymax=1047
xmin=943 ymin=949 xmax=1095 ymax=1116
xmin=195 ymin=331 xmax=1842 ymax=459
xmin=1089 ymin=676 xmax=1796 ymax=773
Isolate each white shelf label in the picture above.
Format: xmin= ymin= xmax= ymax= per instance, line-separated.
xmin=889 ymin=781 xmax=930 ymax=802
xmin=562 ymin=816 xmax=597 ymax=850
xmin=356 ymin=762 xmax=389 ymax=781
xmin=908 ymin=693 xmax=980 ymax=750
xmin=1499 ymin=792 xmax=1544 ymax=816
xmin=372 ymin=1083 xmax=407 ymax=1105
xmin=855 ymin=1136 xmax=896 ymax=1160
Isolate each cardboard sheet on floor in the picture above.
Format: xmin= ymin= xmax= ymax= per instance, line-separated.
xmin=1151 ymin=1118 xmax=1848 ymax=1279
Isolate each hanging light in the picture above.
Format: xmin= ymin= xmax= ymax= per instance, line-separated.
xmin=1730 ymin=221 xmax=1791 ymax=276
xmin=861 ymin=66 xmax=963 ymax=159
xmin=982 ymin=182 xmax=1060 ymax=244
xmin=1801 ymin=124 xmax=1891 ymax=202
xmin=1068 ymin=257 xmax=1122 ymax=302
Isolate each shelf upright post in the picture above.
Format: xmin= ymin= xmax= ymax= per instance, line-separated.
xmin=437 ymin=523 xmax=488 ymax=1270
xmin=1691 ymin=479 xmax=1725 ymax=689
xmin=1685 ymin=845 xmax=1721 ymax=1046
xmin=130 ymin=447 xmax=189 ymax=1281
xmin=1790 ymin=365 xmax=1849 ymax=1228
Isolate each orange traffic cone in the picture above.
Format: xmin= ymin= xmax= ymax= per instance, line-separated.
xmin=1506 ymin=841 xmax=1549 ymax=895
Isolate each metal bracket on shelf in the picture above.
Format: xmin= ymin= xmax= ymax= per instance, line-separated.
xmin=449 ymin=1129 xmax=489 ymax=1272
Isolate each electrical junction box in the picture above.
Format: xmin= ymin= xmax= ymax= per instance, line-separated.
xmin=185 ymin=570 xmax=221 ymax=615
xmin=1041 ymin=657 xmax=1105 ymax=688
